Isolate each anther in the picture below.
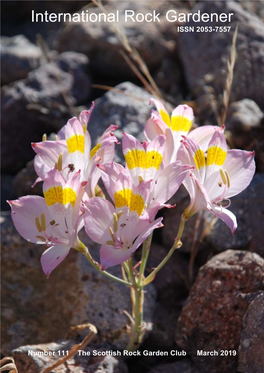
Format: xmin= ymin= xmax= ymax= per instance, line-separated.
xmin=117 ymin=211 xmax=123 ymax=220
xmin=138 ymin=176 xmax=144 ymax=184
xmin=42 ymin=134 xmax=47 ymax=142
xmin=109 ymin=226 xmax=115 ymax=241
xmin=41 ymin=213 xmax=46 ymax=231
xmin=113 ymin=213 xmax=118 ymax=232
xmin=36 ymin=235 xmax=46 ymax=242
xmin=220 ymin=168 xmax=227 ymax=185
xmin=57 ymin=153 xmax=63 ymax=172
xmin=224 ymin=170 xmax=230 ymax=188
xmin=35 ymin=217 xmax=42 ymax=232
xmin=106 ymin=240 xmax=115 ymax=246
xmin=54 ymin=135 xmax=58 ymax=141
xmin=55 ymin=161 xmax=58 ymax=170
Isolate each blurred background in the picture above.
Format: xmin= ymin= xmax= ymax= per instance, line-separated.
xmin=1 ymin=1 xmax=264 ymax=373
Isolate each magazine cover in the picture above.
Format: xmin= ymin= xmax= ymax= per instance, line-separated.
xmin=1 ymin=1 xmax=264 ymax=372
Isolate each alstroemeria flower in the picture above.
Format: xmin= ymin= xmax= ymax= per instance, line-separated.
xmin=32 ymin=103 xmax=118 ymax=197
xmin=84 ymin=196 xmax=163 ymax=270
xmin=145 ymin=98 xmax=224 ymax=166
xmin=178 ymin=130 xmax=256 ymax=234
xmin=122 ymin=133 xmax=193 ymax=219
xmin=8 ymin=168 xmax=85 ymax=277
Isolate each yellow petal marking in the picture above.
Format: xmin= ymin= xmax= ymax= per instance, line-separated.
xmin=170 ymin=115 xmax=192 ymax=132
xmin=207 ymin=146 xmax=227 ymax=166
xmin=194 ymin=149 xmax=205 ymax=170
xmin=90 ymin=143 xmax=101 ymax=159
xmin=114 ymin=189 xmax=145 ymax=216
xmin=44 ymin=186 xmax=77 ymax=207
xmin=66 ymin=134 xmax=85 ymax=153
xmin=125 ymin=149 xmax=163 ymax=170
xmin=159 ymin=109 xmax=171 ymax=126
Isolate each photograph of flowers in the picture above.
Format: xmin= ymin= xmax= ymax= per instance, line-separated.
xmin=1 ymin=1 xmax=264 ymax=372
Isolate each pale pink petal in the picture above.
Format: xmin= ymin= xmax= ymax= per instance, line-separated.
xmin=84 ymin=197 xmax=114 ymax=244
xmin=8 ymin=196 xmax=51 ymax=244
xmin=188 ymin=125 xmax=223 ymax=151
xmin=149 ymin=161 xmax=193 ymax=217
xmin=171 ymin=104 xmax=194 ymax=123
xmin=78 ymin=102 xmax=95 ymax=129
xmin=184 ymin=172 xmax=211 ymax=218
xmin=224 ymin=150 xmax=255 ymax=199
xmin=41 ymin=244 xmax=71 ymax=277
xmin=209 ymin=205 xmax=237 ymax=235
xmin=32 ymin=140 xmax=67 ymax=180
xmin=164 ymin=127 xmax=175 ymax=166
xmin=100 ymin=244 xmax=134 ymax=270
xmin=131 ymin=217 xmax=163 ymax=252
xmin=144 ymin=116 xmax=167 ymax=142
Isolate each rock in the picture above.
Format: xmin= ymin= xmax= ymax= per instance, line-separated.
xmin=153 ymin=58 xmax=184 ymax=103
xmin=148 ymin=359 xmax=201 ymax=373
xmin=175 ymin=250 xmax=264 ymax=373
xmin=1 ymin=213 xmax=156 ymax=355
xmin=226 ymin=99 xmax=264 ymax=171
xmin=139 ymin=243 xmax=190 ymax=349
xmin=204 ymin=174 xmax=264 ymax=258
xmin=1 ymin=174 xmax=16 ymax=211
xmin=1 ymin=35 xmax=41 ymax=86
xmin=13 ymin=160 xmax=42 ymax=198
xmin=178 ymin=2 xmax=264 ymax=108
xmin=238 ymin=293 xmax=264 ymax=373
xmin=1 ymin=52 xmax=91 ymax=174
xmin=89 ymin=82 xmax=155 ymax=163
xmin=56 ymin=2 xmax=178 ymax=78
xmin=13 ymin=341 xmax=128 ymax=373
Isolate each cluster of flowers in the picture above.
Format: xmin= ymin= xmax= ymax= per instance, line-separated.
xmin=8 ymin=99 xmax=255 ymax=277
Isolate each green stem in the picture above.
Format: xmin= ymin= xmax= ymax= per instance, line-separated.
xmin=143 ymin=215 xmax=187 ymax=286
xmin=138 ymin=232 xmax=153 ymax=287
xmin=77 ymin=241 xmax=132 ymax=287
xmin=126 ymin=284 xmax=144 ymax=351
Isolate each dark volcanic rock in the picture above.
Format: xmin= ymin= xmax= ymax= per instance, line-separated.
xmin=1 ymin=35 xmax=41 ymax=86
xmin=148 ymin=359 xmax=201 ymax=373
xmin=1 ymin=52 xmax=90 ymax=174
xmin=56 ymin=2 xmax=178 ymax=78
xmin=1 ymin=174 xmax=16 ymax=211
xmin=13 ymin=341 xmax=128 ymax=373
xmin=226 ymin=99 xmax=264 ymax=171
xmin=178 ymin=1 xmax=264 ymax=108
xmin=204 ymin=174 xmax=264 ymax=258
xmin=13 ymin=160 xmax=42 ymax=198
xmin=89 ymin=82 xmax=155 ymax=164
xmin=1 ymin=213 xmax=156 ymax=355
xmin=175 ymin=250 xmax=264 ymax=373
xmin=238 ymin=293 xmax=264 ymax=373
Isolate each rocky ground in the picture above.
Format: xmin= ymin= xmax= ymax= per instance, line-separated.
xmin=1 ymin=1 xmax=264 ymax=373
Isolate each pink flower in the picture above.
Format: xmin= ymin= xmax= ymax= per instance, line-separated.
xmin=122 ymin=133 xmax=193 ymax=219
xmin=32 ymin=103 xmax=118 ymax=197
xmin=8 ymin=168 xmax=85 ymax=277
xmin=84 ymin=165 xmax=163 ymax=269
xmin=84 ymin=197 xmax=163 ymax=270
xmin=178 ymin=130 xmax=256 ymax=234
xmin=145 ymin=98 xmax=224 ymax=165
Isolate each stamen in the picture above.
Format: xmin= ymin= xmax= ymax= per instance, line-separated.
xmin=117 ymin=211 xmax=123 ymax=220
xmin=55 ymin=161 xmax=58 ymax=170
xmin=36 ymin=235 xmax=46 ymax=242
xmin=224 ymin=170 xmax=231 ymax=188
xmin=54 ymin=135 xmax=58 ymax=141
xmin=109 ymin=226 xmax=115 ymax=241
xmin=106 ymin=240 xmax=115 ymax=246
xmin=35 ymin=217 xmax=42 ymax=232
xmin=138 ymin=176 xmax=144 ymax=184
xmin=41 ymin=213 xmax=46 ymax=231
xmin=113 ymin=213 xmax=118 ymax=232
xmin=57 ymin=153 xmax=63 ymax=172
xmin=42 ymin=133 xmax=47 ymax=142
xmin=220 ymin=168 xmax=227 ymax=185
